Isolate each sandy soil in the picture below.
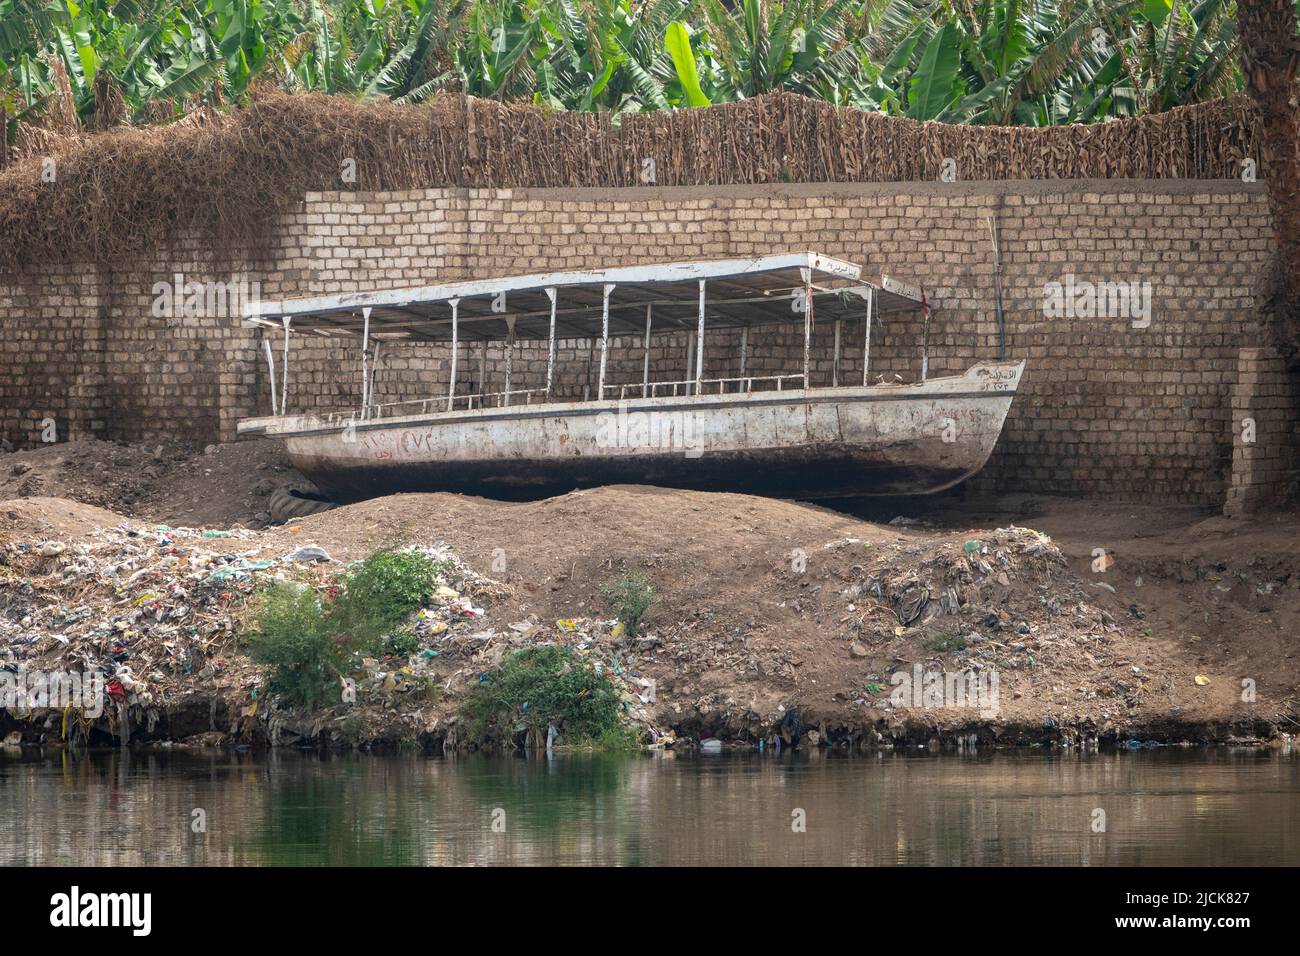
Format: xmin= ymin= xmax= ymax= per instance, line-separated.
xmin=2 ymin=437 xmax=1296 ymax=750
xmin=247 ymin=487 xmax=1298 ymax=738
xmin=0 ymin=439 xmax=315 ymax=528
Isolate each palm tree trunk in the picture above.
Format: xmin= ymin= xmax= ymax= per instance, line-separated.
xmin=1236 ymin=0 xmax=1300 ymax=357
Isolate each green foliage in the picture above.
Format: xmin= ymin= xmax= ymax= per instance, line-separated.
xmin=461 ymin=645 xmax=631 ymax=745
xmin=0 ymin=0 xmax=1252 ymax=150
xmin=244 ymin=547 xmax=439 ymax=708
xmin=601 ymin=570 xmax=655 ymax=638
xmin=906 ymin=21 xmax=961 ymax=119
xmin=922 ymin=630 xmax=966 ymax=653
xmin=335 ymin=549 xmax=440 ymax=634
xmin=381 ymin=628 xmax=422 ymax=656
xmin=244 ymin=582 xmax=359 ymax=709
xmin=664 ymin=20 xmax=709 ymax=106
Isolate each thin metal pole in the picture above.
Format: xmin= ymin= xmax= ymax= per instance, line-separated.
xmin=739 ymin=325 xmax=749 ymax=384
xmin=504 ymin=316 xmax=516 ymax=407
xmin=801 ymin=269 xmax=812 ymax=389
xmin=695 ymin=279 xmax=706 ymax=392
xmin=360 ymin=306 xmax=371 ymax=417
xmin=642 ymin=303 xmax=652 ymax=397
xmin=447 ymin=298 xmax=459 ymax=411
xmin=545 ymin=287 xmax=557 ymax=399
xmin=478 ymin=339 xmax=488 ymax=404
xmin=280 ymin=316 xmax=291 ymax=415
xmin=920 ymin=291 xmax=930 ymax=382
xmin=832 ymin=319 xmax=842 ymax=388
xmin=263 ymin=337 xmax=278 ymax=415
xmin=863 ymin=287 xmax=874 ymax=386
xmin=684 ymin=335 xmax=694 ymax=397
xmin=371 ymin=340 xmax=381 ymax=413
xmin=598 ymin=284 xmax=613 ymax=399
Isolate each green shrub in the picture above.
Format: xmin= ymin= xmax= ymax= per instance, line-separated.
xmin=244 ymin=584 xmax=359 ymax=709
xmin=381 ymin=628 xmax=421 ymax=657
xmin=337 ymin=549 xmax=440 ymax=631
xmin=922 ymin=631 xmax=965 ymax=653
xmin=461 ymin=645 xmax=630 ymax=746
xmin=601 ymin=570 xmax=655 ymax=638
xmin=245 ymin=549 xmax=444 ymax=709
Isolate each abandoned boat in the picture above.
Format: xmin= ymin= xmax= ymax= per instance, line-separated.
xmin=237 ymin=253 xmax=1024 ymax=500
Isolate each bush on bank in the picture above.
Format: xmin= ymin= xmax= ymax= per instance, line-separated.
xmin=244 ymin=549 xmax=439 ymax=708
xmin=461 ymin=645 xmax=638 ymax=750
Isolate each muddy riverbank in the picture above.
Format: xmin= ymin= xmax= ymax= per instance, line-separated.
xmin=2 ymin=442 xmax=1297 ymax=753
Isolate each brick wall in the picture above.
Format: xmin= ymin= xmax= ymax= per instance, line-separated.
xmin=1224 ymin=347 xmax=1300 ymax=514
xmin=0 ymin=179 xmax=1284 ymax=507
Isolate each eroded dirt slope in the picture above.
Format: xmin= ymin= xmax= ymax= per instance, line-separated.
xmin=2 ymin=467 xmax=1295 ymax=749
xmin=0 ymin=440 xmax=312 ymax=528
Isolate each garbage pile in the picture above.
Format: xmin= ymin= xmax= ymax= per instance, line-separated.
xmin=0 ymin=522 xmax=303 ymax=729
xmin=827 ymin=526 xmax=1151 ymax=717
xmin=1 ymin=507 xmax=1204 ymax=749
xmin=396 ymin=543 xmax=664 ymax=741
xmin=0 ymin=524 xmax=668 ymax=746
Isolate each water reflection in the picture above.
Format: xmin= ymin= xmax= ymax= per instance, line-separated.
xmin=1 ymin=748 xmax=1295 ymax=866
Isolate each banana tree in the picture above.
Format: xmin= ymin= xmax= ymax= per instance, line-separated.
xmin=534 ymin=0 xmax=685 ymax=111
xmin=1102 ymin=0 xmax=1239 ymax=113
xmin=0 ymin=0 xmax=1281 ymax=140
xmin=941 ymin=0 xmax=1125 ymax=124
xmin=691 ymin=0 xmax=868 ymax=101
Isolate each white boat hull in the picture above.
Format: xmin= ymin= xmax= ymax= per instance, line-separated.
xmin=237 ymin=361 xmax=1024 ymax=500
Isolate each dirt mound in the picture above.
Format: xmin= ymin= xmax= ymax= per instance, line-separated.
xmin=3 ymin=483 xmax=1291 ymax=751
xmin=0 ymin=439 xmax=312 ymax=528
xmin=0 ymin=497 xmax=135 ymax=541
xmin=258 ymin=484 xmax=859 ymax=563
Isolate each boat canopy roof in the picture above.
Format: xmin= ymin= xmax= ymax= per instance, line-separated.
xmin=243 ymin=252 xmax=927 ymax=343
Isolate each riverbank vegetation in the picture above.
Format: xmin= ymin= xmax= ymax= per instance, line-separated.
xmin=244 ymin=548 xmax=439 ymax=708
xmin=461 ymin=645 xmax=641 ymax=750
xmin=602 ymin=570 xmax=656 ymax=638
xmin=243 ymin=546 xmax=644 ymax=750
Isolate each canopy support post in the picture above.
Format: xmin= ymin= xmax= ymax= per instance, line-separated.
xmin=800 ymin=268 xmax=812 ymax=389
xmin=545 ymin=287 xmax=557 ymax=400
xmin=598 ymin=284 xmax=613 ymax=399
xmin=832 ymin=319 xmax=842 ymax=388
xmin=280 ymin=316 xmax=291 ymax=416
xmin=478 ymin=339 xmax=488 ymax=409
xmin=863 ymin=287 xmax=874 ymax=386
xmin=684 ymin=334 xmax=694 ymax=396
xmin=695 ymin=279 xmax=706 ymax=393
xmin=262 ymin=336 xmax=278 ymax=416
xmin=920 ymin=292 xmax=930 ymax=382
xmin=739 ymin=325 xmax=749 ymax=385
xmin=504 ymin=316 xmax=516 ymax=407
xmin=359 ymin=307 xmax=372 ymax=418
xmin=447 ymin=298 xmax=460 ymax=411
xmin=642 ymin=304 xmax=652 ymax=397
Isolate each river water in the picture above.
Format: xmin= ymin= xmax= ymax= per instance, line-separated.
xmin=2 ymin=748 xmax=1296 ymax=866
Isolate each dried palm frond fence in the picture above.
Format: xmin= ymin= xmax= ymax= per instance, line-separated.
xmin=0 ymin=91 xmax=1262 ymax=275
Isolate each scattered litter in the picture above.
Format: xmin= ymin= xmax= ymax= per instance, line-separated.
xmin=283 ymin=546 xmax=333 ymax=564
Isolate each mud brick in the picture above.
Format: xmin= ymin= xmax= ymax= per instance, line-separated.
xmin=1 ymin=180 xmax=1290 ymax=510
